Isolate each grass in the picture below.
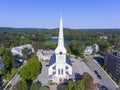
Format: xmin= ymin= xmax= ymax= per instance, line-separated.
xmin=48 ymin=80 xmax=55 ymax=85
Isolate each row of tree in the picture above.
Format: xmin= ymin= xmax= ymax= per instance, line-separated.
xmin=0 ymin=48 xmax=17 ymax=79
xmin=12 ymin=80 xmax=49 ymax=90
xmin=0 ymin=28 xmax=120 ymax=53
xmin=60 ymin=72 xmax=94 ymax=90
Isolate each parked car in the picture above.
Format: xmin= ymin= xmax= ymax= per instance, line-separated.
xmin=94 ymin=70 xmax=99 ymax=75
xmin=94 ymin=70 xmax=102 ymax=79
xmin=97 ymin=75 xmax=102 ymax=79
xmin=97 ymin=85 xmax=108 ymax=90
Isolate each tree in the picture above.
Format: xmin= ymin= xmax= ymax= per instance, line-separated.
xmin=60 ymin=79 xmax=85 ymax=90
xmin=82 ymin=72 xmax=94 ymax=90
xmin=22 ymin=48 xmax=30 ymax=60
xmin=43 ymin=42 xmax=57 ymax=50
xmin=2 ymin=55 xmax=12 ymax=69
xmin=11 ymin=56 xmax=18 ymax=68
xmin=2 ymin=49 xmax=13 ymax=69
xmin=67 ymin=80 xmax=76 ymax=90
xmin=60 ymin=85 xmax=69 ymax=90
xmin=75 ymin=80 xmax=85 ymax=90
xmin=20 ymin=55 xmax=40 ymax=80
xmin=69 ymin=40 xmax=84 ymax=57
xmin=40 ymin=86 xmax=50 ymax=90
xmin=0 ymin=68 xmax=7 ymax=76
xmin=32 ymin=42 xmax=42 ymax=52
xmin=12 ymin=80 xmax=28 ymax=90
xmin=30 ymin=82 xmax=40 ymax=90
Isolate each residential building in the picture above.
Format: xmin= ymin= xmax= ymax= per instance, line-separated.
xmin=100 ymin=36 xmax=108 ymax=40
xmin=104 ymin=51 xmax=120 ymax=79
xmin=37 ymin=49 xmax=54 ymax=61
xmin=84 ymin=44 xmax=99 ymax=56
xmin=84 ymin=46 xmax=93 ymax=56
xmin=11 ymin=44 xmax=34 ymax=56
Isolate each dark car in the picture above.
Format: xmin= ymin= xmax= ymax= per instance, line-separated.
xmin=97 ymin=75 xmax=102 ymax=79
xmin=99 ymin=85 xmax=108 ymax=90
xmin=94 ymin=70 xmax=99 ymax=75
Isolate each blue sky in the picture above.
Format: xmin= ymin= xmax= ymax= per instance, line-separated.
xmin=0 ymin=0 xmax=120 ymax=29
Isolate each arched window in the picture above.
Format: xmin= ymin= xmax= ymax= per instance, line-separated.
xmin=58 ymin=69 xmax=60 ymax=75
xmin=61 ymin=69 xmax=63 ymax=75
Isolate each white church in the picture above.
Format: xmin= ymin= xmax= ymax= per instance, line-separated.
xmin=48 ymin=16 xmax=72 ymax=84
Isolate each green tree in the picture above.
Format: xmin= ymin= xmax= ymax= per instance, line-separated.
xmin=60 ymin=85 xmax=69 ymax=90
xmin=11 ymin=57 xmax=18 ymax=68
xmin=30 ymin=82 xmax=40 ymax=90
xmin=43 ymin=42 xmax=57 ymax=50
xmin=40 ymin=86 xmax=50 ymax=90
xmin=67 ymin=80 xmax=76 ymax=90
xmin=2 ymin=55 xmax=12 ymax=69
xmin=32 ymin=42 xmax=42 ymax=52
xmin=75 ymin=80 xmax=85 ymax=90
xmin=22 ymin=48 xmax=30 ymax=60
xmin=12 ymin=80 xmax=28 ymax=90
xmin=69 ymin=40 xmax=84 ymax=57
xmin=2 ymin=49 xmax=13 ymax=69
xmin=0 ymin=68 xmax=7 ymax=76
xmin=82 ymin=72 xmax=94 ymax=90
xmin=1 ymin=49 xmax=17 ymax=72
xmin=20 ymin=55 xmax=40 ymax=80
xmin=30 ymin=82 xmax=49 ymax=90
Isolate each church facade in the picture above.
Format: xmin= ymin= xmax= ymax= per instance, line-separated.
xmin=48 ymin=16 xmax=72 ymax=84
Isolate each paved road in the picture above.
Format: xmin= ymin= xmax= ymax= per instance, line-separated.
xmin=72 ymin=59 xmax=100 ymax=84
xmin=87 ymin=56 xmax=117 ymax=90
xmin=35 ymin=59 xmax=100 ymax=90
xmin=34 ymin=61 xmax=57 ymax=90
xmin=4 ymin=61 xmax=26 ymax=90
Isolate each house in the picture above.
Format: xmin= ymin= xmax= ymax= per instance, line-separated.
xmin=37 ymin=49 xmax=54 ymax=61
xmin=100 ymin=36 xmax=108 ymax=40
xmin=11 ymin=44 xmax=34 ymax=56
xmin=84 ymin=44 xmax=99 ymax=56
xmin=84 ymin=46 xmax=93 ymax=56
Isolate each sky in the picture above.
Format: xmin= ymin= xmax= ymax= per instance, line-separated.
xmin=0 ymin=0 xmax=120 ymax=29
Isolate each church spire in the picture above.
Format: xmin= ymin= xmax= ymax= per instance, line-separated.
xmin=55 ymin=16 xmax=66 ymax=54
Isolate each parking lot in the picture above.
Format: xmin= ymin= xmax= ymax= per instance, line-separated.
xmin=72 ymin=59 xmax=100 ymax=84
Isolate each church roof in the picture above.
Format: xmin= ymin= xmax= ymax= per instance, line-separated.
xmin=66 ymin=55 xmax=72 ymax=66
xmin=49 ymin=54 xmax=56 ymax=66
xmin=49 ymin=54 xmax=72 ymax=66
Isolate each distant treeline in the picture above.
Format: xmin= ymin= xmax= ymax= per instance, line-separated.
xmin=0 ymin=27 xmax=120 ymax=56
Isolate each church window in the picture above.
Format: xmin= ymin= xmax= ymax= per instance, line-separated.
xmin=58 ymin=69 xmax=60 ymax=75
xmin=61 ymin=69 xmax=63 ymax=75
xmin=52 ymin=71 xmax=56 ymax=75
xmin=66 ymin=71 xmax=69 ymax=75
xmin=60 ymin=52 xmax=62 ymax=55
xmin=66 ymin=66 xmax=68 ymax=70
xmin=52 ymin=66 xmax=56 ymax=70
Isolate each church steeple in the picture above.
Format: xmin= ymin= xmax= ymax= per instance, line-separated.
xmin=55 ymin=16 xmax=66 ymax=54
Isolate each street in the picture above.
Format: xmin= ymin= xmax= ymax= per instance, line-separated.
xmin=34 ymin=61 xmax=57 ymax=90
xmin=86 ymin=56 xmax=118 ymax=90
xmin=72 ymin=59 xmax=100 ymax=84
xmin=4 ymin=57 xmax=117 ymax=90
